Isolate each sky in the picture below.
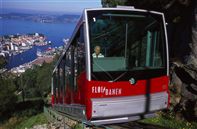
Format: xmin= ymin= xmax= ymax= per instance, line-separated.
xmin=1 ymin=0 xmax=102 ymax=14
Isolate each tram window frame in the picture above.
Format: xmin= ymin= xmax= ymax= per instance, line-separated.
xmin=65 ymin=46 xmax=73 ymax=90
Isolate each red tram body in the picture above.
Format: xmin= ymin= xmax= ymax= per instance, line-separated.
xmin=51 ymin=7 xmax=169 ymax=125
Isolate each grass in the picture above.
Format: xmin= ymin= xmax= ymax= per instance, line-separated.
xmin=0 ymin=112 xmax=48 ymax=129
xmin=141 ymin=112 xmax=197 ymax=129
xmin=72 ymin=123 xmax=83 ymax=129
xmin=15 ymin=113 xmax=48 ymax=129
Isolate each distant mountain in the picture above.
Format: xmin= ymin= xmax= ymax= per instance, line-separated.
xmin=0 ymin=13 xmax=33 ymax=20
xmin=0 ymin=13 xmax=80 ymax=24
xmin=1 ymin=8 xmax=80 ymax=15
xmin=56 ymin=14 xmax=80 ymax=23
xmin=57 ymin=14 xmax=79 ymax=20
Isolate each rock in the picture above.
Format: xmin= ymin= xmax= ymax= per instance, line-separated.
xmin=171 ymin=63 xmax=197 ymax=121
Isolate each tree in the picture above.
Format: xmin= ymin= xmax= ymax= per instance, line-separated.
xmin=0 ymin=56 xmax=6 ymax=69
xmin=102 ymin=0 xmax=127 ymax=7
xmin=21 ymin=68 xmax=38 ymax=100
xmin=17 ymin=62 xmax=54 ymax=99
xmin=35 ymin=62 xmax=53 ymax=98
xmin=0 ymin=77 xmax=17 ymax=117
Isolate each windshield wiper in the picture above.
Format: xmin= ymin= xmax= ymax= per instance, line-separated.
xmin=113 ymin=71 xmax=127 ymax=82
xmin=94 ymin=61 xmax=114 ymax=80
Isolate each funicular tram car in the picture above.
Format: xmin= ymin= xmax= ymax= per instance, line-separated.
xmin=51 ymin=7 xmax=169 ymax=125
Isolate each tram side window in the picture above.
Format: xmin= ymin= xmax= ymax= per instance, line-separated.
xmin=63 ymin=49 xmax=72 ymax=98
xmin=68 ymin=25 xmax=85 ymax=91
xmin=59 ymin=60 xmax=65 ymax=89
xmin=63 ymin=55 xmax=68 ymax=96
xmin=58 ymin=60 xmax=65 ymax=103
xmin=55 ymin=70 xmax=59 ymax=103
xmin=77 ymin=26 xmax=85 ymax=75
xmin=73 ymin=25 xmax=85 ymax=90
xmin=65 ymin=47 xmax=72 ymax=89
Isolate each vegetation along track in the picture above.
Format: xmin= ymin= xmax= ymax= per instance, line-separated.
xmin=44 ymin=106 xmax=173 ymax=129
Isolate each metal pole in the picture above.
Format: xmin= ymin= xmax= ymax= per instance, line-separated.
xmin=125 ymin=23 xmax=128 ymax=65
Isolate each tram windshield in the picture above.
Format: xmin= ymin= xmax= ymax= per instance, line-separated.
xmin=88 ymin=10 xmax=166 ymax=75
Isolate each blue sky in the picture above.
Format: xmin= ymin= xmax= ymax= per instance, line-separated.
xmin=1 ymin=0 xmax=102 ymax=14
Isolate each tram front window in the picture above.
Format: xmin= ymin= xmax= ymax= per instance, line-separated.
xmin=88 ymin=10 xmax=166 ymax=81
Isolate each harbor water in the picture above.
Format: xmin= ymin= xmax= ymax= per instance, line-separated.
xmin=0 ymin=19 xmax=77 ymax=69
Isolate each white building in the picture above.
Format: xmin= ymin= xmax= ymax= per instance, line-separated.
xmin=35 ymin=33 xmax=39 ymax=37
xmin=21 ymin=42 xmax=26 ymax=47
xmin=10 ymin=43 xmax=14 ymax=50
xmin=0 ymin=52 xmax=5 ymax=57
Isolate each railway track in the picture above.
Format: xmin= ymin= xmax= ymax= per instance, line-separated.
xmin=105 ymin=122 xmax=171 ymax=129
xmin=44 ymin=106 xmax=172 ymax=129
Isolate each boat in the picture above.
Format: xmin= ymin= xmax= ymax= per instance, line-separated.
xmin=36 ymin=49 xmax=42 ymax=57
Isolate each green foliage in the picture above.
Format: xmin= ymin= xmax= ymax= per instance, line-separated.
xmin=0 ymin=112 xmax=47 ymax=129
xmin=14 ymin=113 xmax=47 ymax=129
xmin=18 ymin=62 xmax=54 ymax=99
xmin=72 ymin=123 xmax=83 ymax=129
xmin=36 ymin=62 xmax=53 ymax=97
xmin=141 ymin=112 xmax=197 ymax=129
xmin=102 ymin=0 xmax=127 ymax=7
xmin=0 ymin=56 xmax=6 ymax=69
xmin=0 ymin=77 xmax=17 ymax=117
xmin=0 ymin=59 xmax=54 ymax=121
xmin=0 ymin=99 xmax=46 ymax=128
